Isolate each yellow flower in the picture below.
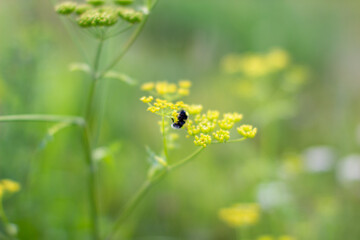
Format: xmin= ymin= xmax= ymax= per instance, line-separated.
xmin=207 ymin=110 xmax=220 ymax=120
xmin=155 ymin=81 xmax=177 ymax=95
xmin=213 ymin=129 xmax=230 ymax=143
xmin=218 ymin=119 xmax=234 ymax=130
xmin=278 ymin=236 xmax=296 ymax=240
xmin=237 ymin=125 xmax=257 ymax=138
xmin=240 ymin=54 xmax=270 ymax=77
xmin=219 ymin=203 xmax=260 ymax=227
xmin=186 ymin=104 xmax=203 ymax=115
xmin=178 ymin=88 xmax=189 ymax=96
xmin=266 ymin=48 xmax=290 ymax=71
xmin=147 ymin=106 xmax=160 ymax=113
xmin=257 ymin=236 xmax=275 ymax=240
xmin=199 ymin=121 xmax=216 ymax=133
xmin=194 ymin=134 xmax=212 ymax=147
xmin=223 ymin=112 xmax=243 ymax=122
xmin=141 ymin=82 xmax=155 ymax=91
xmin=0 ymin=179 xmax=21 ymax=198
xmin=178 ymin=80 xmax=192 ymax=88
xmin=140 ymin=96 xmax=153 ymax=103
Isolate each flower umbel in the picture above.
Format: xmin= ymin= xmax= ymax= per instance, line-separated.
xmin=237 ymin=124 xmax=257 ymax=138
xmin=140 ymin=80 xmax=257 ymax=148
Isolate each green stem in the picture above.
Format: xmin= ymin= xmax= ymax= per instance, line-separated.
xmin=105 ymin=147 xmax=203 ymax=239
xmin=81 ymin=127 xmax=100 ymax=240
xmin=0 ymin=201 xmax=9 ymax=225
xmin=169 ymin=147 xmax=204 ymax=171
xmin=161 ymin=114 xmax=168 ymax=160
xmin=82 ymin=38 xmax=105 ymax=240
xmin=104 ymin=178 xmax=158 ymax=240
xmin=85 ymin=39 xmax=104 ymax=125
xmin=213 ymin=137 xmax=247 ymax=144
xmin=0 ymin=114 xmax=84 ymax=125
xmin=99 ymin=0 xmax=159 ymax=78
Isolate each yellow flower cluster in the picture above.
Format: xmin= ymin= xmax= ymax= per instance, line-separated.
xmin=257 ymin=235 xmax=296 ymax=240
xmin=140 ymin=81 xmax=256 ymax=147
xmin=221 ymin=48 xmax=290 ymax=77
xmin=237 ymin=125 xmax=257 ymax=138
xmin=0 ymin=179 xmax=21 ymax=198
xmin=141 ymin=80 xmax=192 ymax=100
xmin=194 ymin=133 xmax=212 ymax=147
xmin=219 ymin=203 xmax=260 ymax=227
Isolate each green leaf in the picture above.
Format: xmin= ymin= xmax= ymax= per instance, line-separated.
xmin=69 ymin=62 xmax=91 ymax=74
xmin=104 ymin=71 xmax=137 ymax=85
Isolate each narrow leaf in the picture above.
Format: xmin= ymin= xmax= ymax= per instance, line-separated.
xmin=69 ymin=62 xmax=91 ymax=74
xmin=104 ymin=71 xmax=137 ymax=85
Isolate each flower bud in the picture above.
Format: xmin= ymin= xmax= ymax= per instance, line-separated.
xmin=55 ymin=1 xmax=77 ymax=15
xmin=75 ymin=4 xmax=92 ymax=15
xmin=86 ymin=0 xmax=105 ymax=6
xmin=113 ymin=0 xmax=134 ymax=5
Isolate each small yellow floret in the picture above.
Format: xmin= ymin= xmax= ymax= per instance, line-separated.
xmin=178 ymin=88 xmax=189 ymax=96
xmin=213 ymin=129 xmax=230 ymax=143
xmin=141 ymin=82 xmax=155 ymax=91
xmin=218 ymin=119 xmax=234 ymax=130
xmin=187 ymin=104 xmax=203 ymax=115
xmin=178 ymin=80 xmax=192 ymax=88
xmin=194 ymin=133 xmax=212 ymax=147
xmin=147 ymin=106 xmax=160 ymax=113
xmin=140 ymin=96 xmax=153 ymax=103
xmin=237 ymin=125 xmax=257 ymax=138
xmin=207 ymin=110 xmax=220 ymax=120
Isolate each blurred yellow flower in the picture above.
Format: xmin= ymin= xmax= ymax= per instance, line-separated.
xmin=178 ymin=80 xmax=192 ymax=88
xmin=186 ymin=104 xmax=203 ymax=115
xmin=0 ymin=179 xmax=21 ymax=198
xmin=140 ymin=96 xmax=153 ymax=103
xmin=257 ymin=235 xmax=275 ymax=240
xmin=178 ymin=88 xmax=189 ymax=96
xmin=240 ymin=54 xmax=270 ymax=77
xmin=278 ymin=235 xmax=296 ymax=240
xmin=219 ymin=203 xmax=260 ymax=227
xmin=141 ymin=82 xmax=155 ymax=91
xmin=266 ymin=48 xmax=290 ymax=71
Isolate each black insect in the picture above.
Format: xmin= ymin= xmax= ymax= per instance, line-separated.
xmin=171 ymin=110 xmax=188 ymax=129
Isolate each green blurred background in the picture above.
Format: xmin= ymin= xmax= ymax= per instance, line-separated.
xmin=1 ymin=0 xmax=360 ymax=239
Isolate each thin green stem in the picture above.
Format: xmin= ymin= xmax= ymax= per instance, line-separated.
xmin=169 ymin=147 xmax=205 ymax=171
xmin=99 ymin=0 xmax=159 ymax=78
xmin=105 ymin=147 xmax=203 ymax=239
xmin=161 ymin=114 xmax=169 ymax=161
xmin=104 ymin=178 xmax=160 ymax=240
xmin=81 ymin=37 xmax=106 ymax=240
xmin=81 ymin=127 xmax=100 ymax=240
xmin=0 ymin=201 xmax=9 ymax=225
xmin=213 ymin=137 xmax=247 ymax=144
xmin=85 ymin=39 xmax=104 ymax=124
xmin=0 ymin=114 xmax=84 ymax=125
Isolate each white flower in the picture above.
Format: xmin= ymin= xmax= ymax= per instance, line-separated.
xmin=302 ymin=146 xmax=335 ymax=173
